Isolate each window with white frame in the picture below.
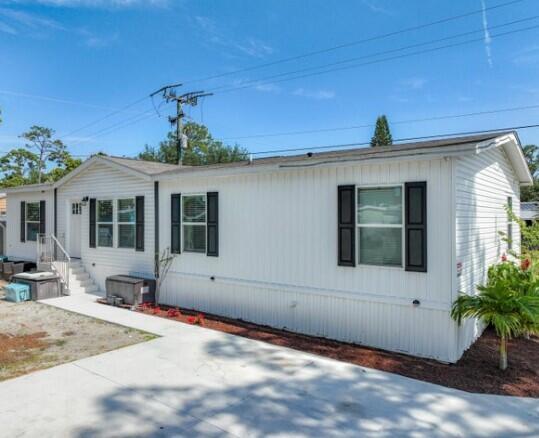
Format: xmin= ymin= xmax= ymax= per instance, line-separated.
xmin=97 ymin=200 xmax=113 ymax=247
xmin=26 ymin=202 xmax=40 ymax=242
xmin=117 ymin=198 xmax=135 ymax=248
xmin=72 ymin=202 xmax=81 ymax=215
xmin=182 ymin=194 xmax=206 ymax=253
xmin=357 ymin=186 xmax=403 ymax=266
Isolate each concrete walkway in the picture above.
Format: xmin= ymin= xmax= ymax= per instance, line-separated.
xmin=1 ymin=294 xmax=538 ymax=437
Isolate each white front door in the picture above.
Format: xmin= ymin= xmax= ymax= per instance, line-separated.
xmin=69 ymin=202 xmax=82 ymax=258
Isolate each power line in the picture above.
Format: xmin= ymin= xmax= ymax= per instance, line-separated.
xmin=63 ymin=21 xmax=539 ymax=147
xmin=217 ymin=103 xmax=539 ymax=141
xmin=249 ymin=123 xmax=539 ymax=156
xmin=58 ymin=96 xmax=151 ymax=140
xmin=4 ymin=122 xmax=539 ymax=161
xmin=180 ymin=0 xmax=526 ymax=86
xmin=48 ymin=122 xmax=539 ymax=160
xmin=67 ymin=109 xmax=162 ymax=147
xmin=208 ymin=15 xmax=539 ymax=94
xmin=5 ymin=0 xmax=525 ymax=145
xmin=0 ymin=89 xmax=147 ymax=114
xmin=12 ymin=0 xmax=527 ymax=144
xmin=213 ymin=23 xmax=539 ymax=95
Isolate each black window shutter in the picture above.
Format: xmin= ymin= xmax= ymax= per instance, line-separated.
xmin=171 ymin=194 xmax=181 ymax=254
xmin=338 ymin=185 xmax=356 ymax=267
xmin=135 ymin=196 xmax=145 ymax=252
xmin=207 ymin=192 xmax=219 ymax=257
xmin=405 ymin=182 xmax=427 ymax=272
xmin=20 ymin=201 xmax=26 ymax=242
xmin=89 ymin=198 xmax=96 ymax=248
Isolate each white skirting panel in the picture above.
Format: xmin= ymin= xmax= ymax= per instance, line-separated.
xmin=161 ymin=272 xmax=458 ymax=363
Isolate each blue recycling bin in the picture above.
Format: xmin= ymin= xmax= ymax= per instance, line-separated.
xmin=4 ymin=283 xmax=30 ymax=302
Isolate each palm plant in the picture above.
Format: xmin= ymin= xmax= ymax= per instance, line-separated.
xmin=451 ymin=262 xmax=539 ymax=370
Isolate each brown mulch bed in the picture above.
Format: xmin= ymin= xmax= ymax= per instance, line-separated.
xmin=101 ymin=300 xmax=539 ymax=397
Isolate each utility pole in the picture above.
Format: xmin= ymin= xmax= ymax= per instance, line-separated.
xmin=150 ymin=84 xmax=212 ymax=165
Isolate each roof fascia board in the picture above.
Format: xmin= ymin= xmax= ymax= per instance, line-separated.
xmin=476 ymin=133 xmax=533 ymax=186
xmin=3 ymin=184 xmax=53 ymax=194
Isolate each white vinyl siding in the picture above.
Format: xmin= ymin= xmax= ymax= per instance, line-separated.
xmin=56 ymin=161 xmax=154 ymax=291
xmin=159 ymin=157 xmax=455 ymax=362
xmin=6 ymin=191 xmax=54 ymax=261
xmin=454 ymin=146 xmax=521 ymax=357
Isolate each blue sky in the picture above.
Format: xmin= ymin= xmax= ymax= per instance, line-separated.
xmin=1 ymin=0 xmax=539 ymax=159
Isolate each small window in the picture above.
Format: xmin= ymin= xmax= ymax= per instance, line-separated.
xmin=183 ymin=195 xmax=206 ymax=253
xmin=97 ymin=200 xmax=113 ymax=247
xmin=357 ymin=187 xmax=403 ymax=266
xmin=117 ymin=198 xmax=135 ymax=249
xmin=26 ymin=202 xmax=40 ymax=242
xmin=72 ymin=203 xmax=81 ymax=215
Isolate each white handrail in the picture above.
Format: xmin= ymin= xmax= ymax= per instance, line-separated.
xmin=51 ymin=234 xmax=71 ymax=263
xmin=37 ymin=234 xmax=71 ymax=294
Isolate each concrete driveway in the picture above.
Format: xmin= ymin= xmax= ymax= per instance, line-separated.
xmin=0 ymin=294 xmax=538 ymax=437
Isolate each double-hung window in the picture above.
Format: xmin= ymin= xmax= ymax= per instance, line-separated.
xmin=26 ymin=202 xmax=40 ymax=242
xmin=97 ymin=200 xmax=113 ymax=247
xmin=117 ymin=198 xmax=135 ymax=248
xmin=182 ymin=194 xmax=206 ymax=253
xmin=357 ymin=186 xmax=403 ymax=266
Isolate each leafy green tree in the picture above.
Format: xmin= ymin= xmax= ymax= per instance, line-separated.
xmin=139 ymin=121 xmax=248 ymax=166
xmin=0 ymin=148 xmax=39 ymax=187
xmin=370 ymin=115 xmax=393 ymax=147
xmin=521 ymin=144 xmax=539 ymax=202
xmin=451 ymin=260 xmax=539 ymax=370
xmin=20 ymin=126 xmax=67 ymax=184
xmin=46 ymin=153 xmax=82 ymax=182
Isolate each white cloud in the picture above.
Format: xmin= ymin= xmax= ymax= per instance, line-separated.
xmin=254 ymin=83 xmax=281 ymax=93
xmin=481 ymin=0 xmax=493 ymax=67
xmin=0 ymin=7 xmax=64 ymax=33
xmin=193 ymin=15 xmax=275 ymax=59
xmin=400 ymin=77 xmax=427 ymax=90
xmin=513 ymin=45 xmax=539 ymax=66
xmin=235 ymin=38 xmax=274 ymax=59
xmin=0 ymin=20 xmax=17 ymax=34
xmin=361 ymin=0 xmax=392 ymax=16
xmin=293 ymin=88 xmax=335 ymax=100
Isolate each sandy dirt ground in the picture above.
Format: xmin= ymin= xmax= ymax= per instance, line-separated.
xmin=0 ymin=284 xmax=157 ymax=382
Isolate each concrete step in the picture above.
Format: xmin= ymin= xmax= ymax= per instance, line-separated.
xmin=69 ymin=266 xmax=85 ymax=274
xmin=69 ymin=272 xmax=90 ymax=282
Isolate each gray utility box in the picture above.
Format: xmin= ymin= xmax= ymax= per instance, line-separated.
xmin=12 ymin=271 xmax=61 ymax=300
xmin=105 ymin=275 xmax=156 ymax=306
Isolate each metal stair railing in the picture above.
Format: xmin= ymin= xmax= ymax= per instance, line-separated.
xmin=37 ymin=234 xmax=71 ymax=294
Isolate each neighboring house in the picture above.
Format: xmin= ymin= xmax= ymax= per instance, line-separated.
xmin=3 ymin=131 xmax=532 ymax=363
xmin=520 ymin=202 xmax=539 ymax=226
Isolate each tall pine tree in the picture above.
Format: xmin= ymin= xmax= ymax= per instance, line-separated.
xmin=370 ymin=115 xmax=393 ymax=147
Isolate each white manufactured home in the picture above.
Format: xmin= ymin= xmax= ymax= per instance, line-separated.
xmin=4 ymin=131 xmax=532 ymax=362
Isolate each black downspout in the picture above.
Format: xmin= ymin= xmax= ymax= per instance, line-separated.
xmin=154 ymin=181 xmax=159 ymax=280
